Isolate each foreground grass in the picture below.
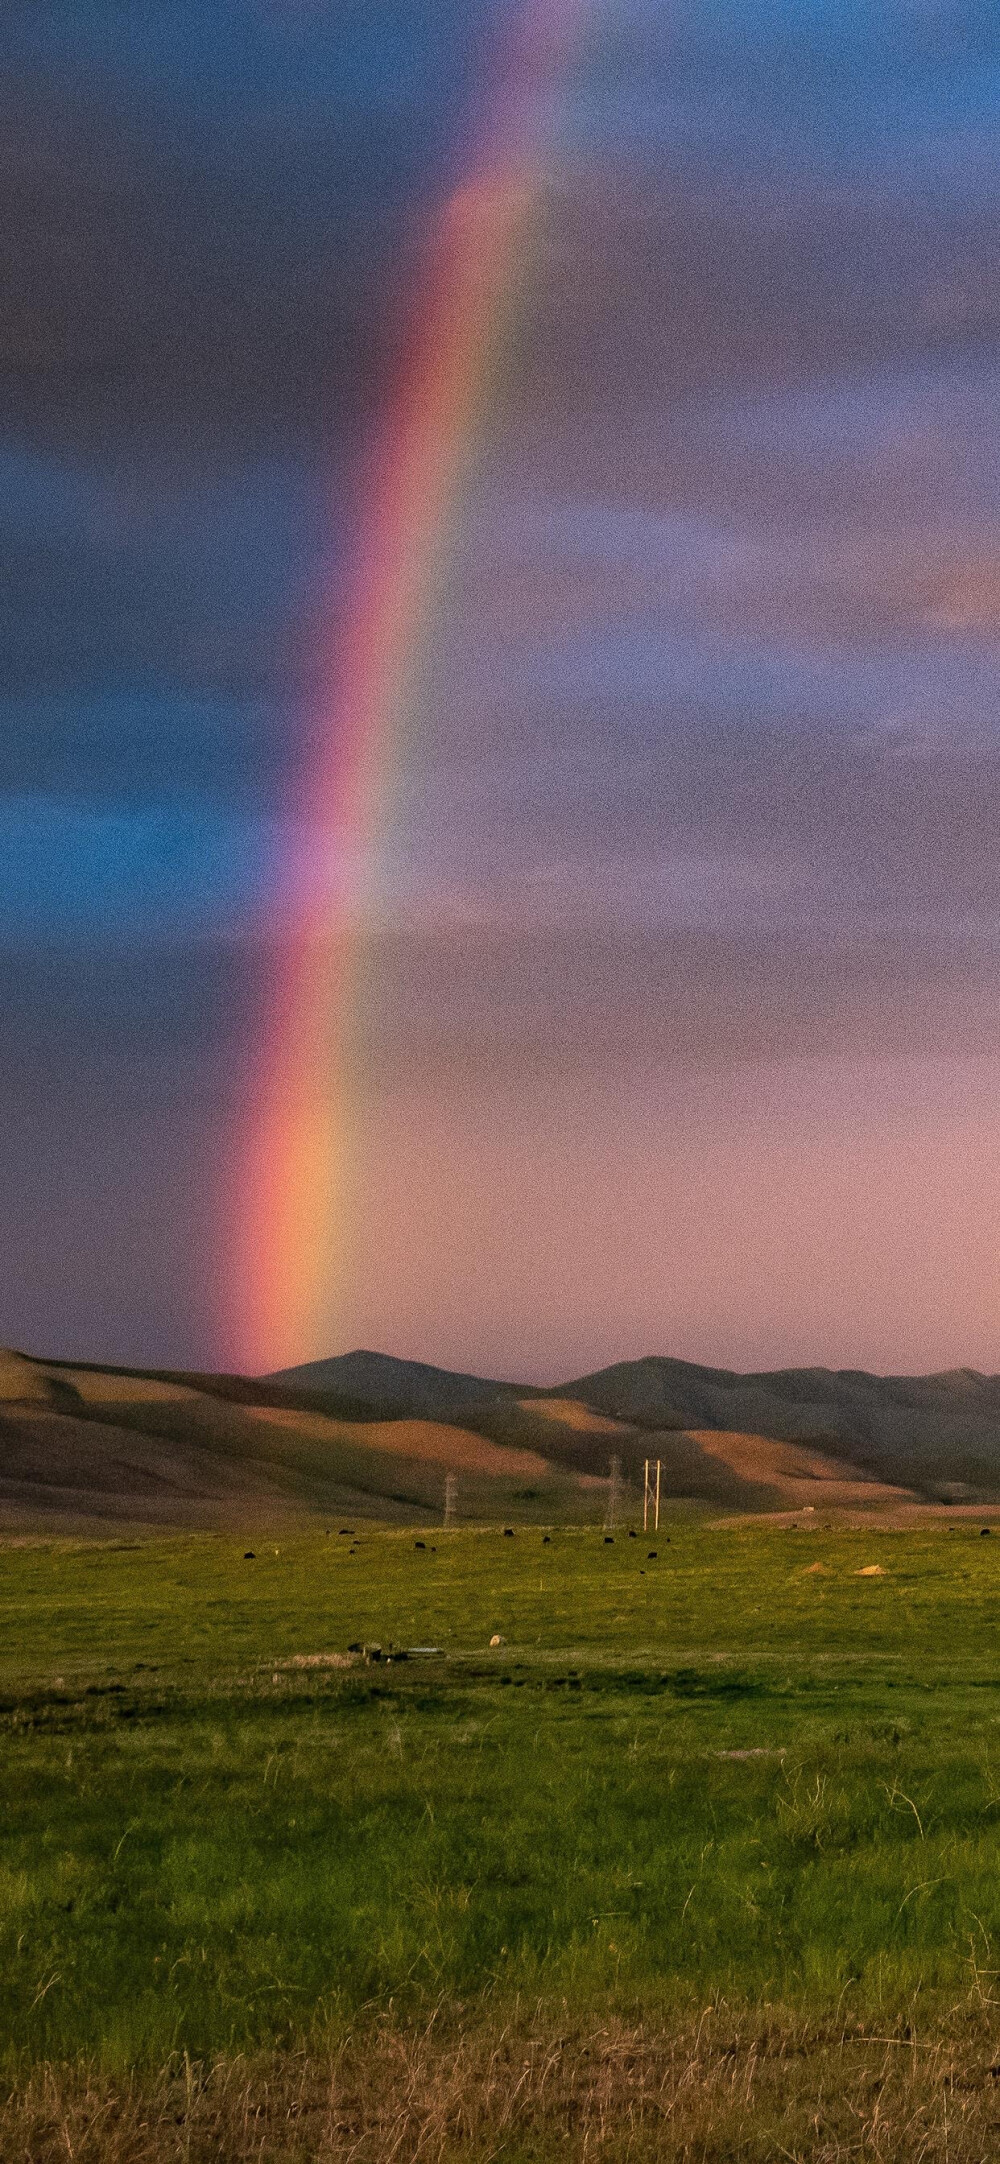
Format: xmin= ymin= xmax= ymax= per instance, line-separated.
xmin=5 ymin=1520 xmax=1000 ymax=2151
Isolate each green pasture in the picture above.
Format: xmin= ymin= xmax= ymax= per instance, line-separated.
xmin=3 ymin=1519 xmax=1000 ymax=2073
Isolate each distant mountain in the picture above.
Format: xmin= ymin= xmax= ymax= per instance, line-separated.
xmin=267 ymin=1350 xmax=530 ymax=1422
xmin=0 ymin=1343 xmax=997 ymax=1534
xmin=559 ymin=1356 xmax=1000 ymax=1496
xmin=0 ymin=1348 xmax=581 ymax=1533
xmin=274 ymin=1350 xmax=1000 ymax=1501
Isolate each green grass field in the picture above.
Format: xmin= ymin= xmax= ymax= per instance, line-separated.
xmin=6 ymin=1517 xmax=1000 ymax=2157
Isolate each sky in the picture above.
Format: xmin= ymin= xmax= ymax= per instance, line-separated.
xmin=3 ymin=0 xmax=1000 ymax=1379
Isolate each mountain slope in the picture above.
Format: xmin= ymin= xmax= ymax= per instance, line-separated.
xmin=267 ymin=1350 xmax=533 ymax=1421
xmin=559 ymin=1357 xmax=1000 ymax=1495
xmin=275 ymin=1350 xmax=1000 ymax=1500
xmin=0 ymin=1352 xmax=583 ymax=1531
xmin=1 ymin=1343 xmax=999 ymax=1531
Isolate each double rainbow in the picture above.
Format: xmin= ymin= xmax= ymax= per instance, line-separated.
xmin=229 ymin=0 xmax=587 ymax=1373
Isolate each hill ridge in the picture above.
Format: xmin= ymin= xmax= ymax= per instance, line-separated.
xmin=0 ymin=1344 xmax=997 ymax=1532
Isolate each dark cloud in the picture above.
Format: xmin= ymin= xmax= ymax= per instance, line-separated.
xmin=356 ymin=919 xmax=1000 ymax=1079
xmin=0 ymin=441 xmax=325 ymax=711
xmin=0 ymin=2 xmax=501 ymax=450
xmin=4 ymin=903 xmax=999 ymax=1100
xmin=397 ymin=721 xmax=1000 ymax=935
xmin=7 ymin=0 xmax=999 ymax=459
xmin=3 ymin=0 xmax=1000 ymax=1363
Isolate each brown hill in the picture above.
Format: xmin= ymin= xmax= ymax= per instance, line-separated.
xmin=686 ymin=1430 xmax=913 ymax=1512
xmin=0 ymin=1351 xmax=584 ymax=1532
xmin=0 ymin=1340 xmax=996 ymax=1531
xmin=271 ymin=1350 xmax=1000 ymax=1502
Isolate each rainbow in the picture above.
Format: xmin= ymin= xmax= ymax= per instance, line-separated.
xmin=227 ymin=0 xmax=588 ymax=1374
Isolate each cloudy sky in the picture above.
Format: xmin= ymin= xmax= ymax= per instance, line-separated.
xmin=4 ymin=0 xmax=1000 ymax=1377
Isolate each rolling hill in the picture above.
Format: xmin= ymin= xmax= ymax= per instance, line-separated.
xmin=0 ymin=1344 xmax=997 ymax=1530
xmin=271 ymin=1349 xmax=1000 ymax=1503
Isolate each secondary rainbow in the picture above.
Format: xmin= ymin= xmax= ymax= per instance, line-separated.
xmin=228 ymin=0 xmax=588 ymax=1373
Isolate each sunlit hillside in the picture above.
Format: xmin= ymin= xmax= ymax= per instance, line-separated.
xmin=1 ymin=1346 xmax=999 ymax=1532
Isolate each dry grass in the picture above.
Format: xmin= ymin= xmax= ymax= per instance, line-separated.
xmin=686 ymin=1431 xmax=915 ymax=1512
xmin=517 ymin=1398 xmax=631 ymax=1436
xmin=276 ymin=1650 xmax=359 ymax=1668
xmin=243 ymin=1406 xmax=558 ymax=1481
xmin=6 ymin=2013 xmax=1000 ymax=2162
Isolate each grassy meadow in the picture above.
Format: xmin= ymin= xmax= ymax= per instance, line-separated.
xmin=6 ymin=1516 xmax=1000 ymax=2155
